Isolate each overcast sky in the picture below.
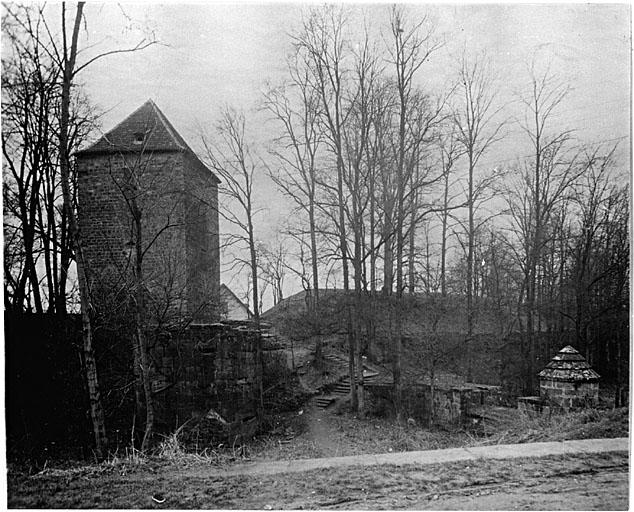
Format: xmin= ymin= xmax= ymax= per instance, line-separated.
xmin=78 ymin=3 xmax=629 ymax=143
xmin=65 ymin=2 xmax=630 ymax=305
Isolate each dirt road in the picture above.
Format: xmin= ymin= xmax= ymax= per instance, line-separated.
xmin=188 ymin=436 xmax=628 ymax=476
xmin=418 ymin=468 xmax=628 ymax=510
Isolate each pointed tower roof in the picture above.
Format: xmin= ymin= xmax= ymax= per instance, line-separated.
xmin=78 ymin=100 xmax=186 ymax=153
xmin=538 ymin=345 xmax=600 ymax=382
xmin=78 ymin=100 xmax=218 ymax=182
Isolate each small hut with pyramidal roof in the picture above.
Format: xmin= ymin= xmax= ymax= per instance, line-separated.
xmin=538 ymin=345 xmax=600 ymax=410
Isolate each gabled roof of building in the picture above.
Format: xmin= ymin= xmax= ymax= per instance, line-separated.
xmin=77 ymin=100 xmax=219 ymax=182
xmin=219 ymin=284 xmax=253 ymax=315
xmin=539 ymin=345 xmax=600 ymax=382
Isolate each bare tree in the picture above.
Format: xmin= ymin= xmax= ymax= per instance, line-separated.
xmin=402 ymin=90 xmax=448 ymax=294
xmin=5 ymin=0 xmax=158 ymax=456
xmin=2 ymin=5 xmax=96 ymax=313
xmin=258 ymin=240 xmax=287 ymax=307
xmin=566 ymin=147 xmax=624 ymax=363
xmin=263 ymin=48 xmax=322 ymax=311
xmin=386 ymin=5 xmax=441 ymax=422
xmin=202 ymin=107 xmax=265 ymax=417
xmin=365 ymin=79 xmax=395 ymax=294
xmin=60 ymin=1 xmax=106 ymax=457
xmin=293 ymin=6 xmax=360 ymax=409
xmin=340 ymin=24 xmax=385 ymax=417
xmin=436 ymin=126 xmax=463 ymax=296
xmin=451 ymin=51 xmax=506 ymax=380
xmin=504 ymin=63 xmax=584 ymax=392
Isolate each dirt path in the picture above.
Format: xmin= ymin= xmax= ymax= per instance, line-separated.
xmin=191 ymin=436 xmax=628 ymax=477
xmin=304 ymin=405 xmax=343 ymax=457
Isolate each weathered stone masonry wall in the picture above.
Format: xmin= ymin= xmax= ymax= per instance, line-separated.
xmin=184 ymin=152 xmax=220 ymax=321
xmin=77 ymin=150 xmax=219 ymax=320
xmin=152 ymin=323 xmax=282 ymax=431
xmin=78 ymin=151 xmax=186 ymax=301
xmin=540 ymin=379 xmax=599 ymax=410
xmin=368 ymin=385 xmax=480 ymax=426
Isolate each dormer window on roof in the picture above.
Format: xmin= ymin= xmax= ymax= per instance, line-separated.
xmin=133 ymin=132 xmax=145 ymax=145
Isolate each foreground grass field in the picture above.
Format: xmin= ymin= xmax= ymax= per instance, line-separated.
xmin=8 ymin=406 xmax=629 ymax=509
xmin=8 ymin=452 xmax=628 ymax=509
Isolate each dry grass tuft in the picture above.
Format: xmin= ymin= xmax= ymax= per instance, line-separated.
xmin=154 ymin=429 xmax=253 ymax=467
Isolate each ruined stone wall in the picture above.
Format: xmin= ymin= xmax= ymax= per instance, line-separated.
xmin=369 ymin=385 xmax=472 ymax=426
xmin=152 ymin=323 xmax=284 ymax=431
xmin=6 ymin=313 xmax=286 ymax=452
xmin=430 ymin=388 xmax=471 ymax=425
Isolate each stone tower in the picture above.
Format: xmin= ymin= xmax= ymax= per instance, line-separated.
xmin=77 ymin=100 xmax=220 ymax=321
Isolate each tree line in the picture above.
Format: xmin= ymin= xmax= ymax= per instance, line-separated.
xmin=208 ymin=6 xmax=628 ymax=418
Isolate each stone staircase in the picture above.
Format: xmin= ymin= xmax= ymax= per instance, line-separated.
xmin=315 ymin=368 xmax=381 ymax=409
xmin=323 ymin=352 xmax=349 ymax=369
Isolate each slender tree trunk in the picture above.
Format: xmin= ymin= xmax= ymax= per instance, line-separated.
xmin=40 ymin=204 xmax=55 ymax=312
xmin=309 ymin=198 xmax=319 ymax=309
xmin=248 ymin=216 xmax=264 ymax=417
xmin=428 ymin=365 xmax=435 ymax=428
xmin=353 ymin=226 xmax=365 ymax=416
xmin=59 ymin=1 xmax=107 ymax=457
xmin=335 ymin=117 xmax=356 ymax=411
xmin=392 ymin=17 xmax=412 ymax=422
xmin=57 ymin=208 xmax=70 ymax=313
xmin=526 ymin=280 xmax=536 ymax=393
xmin=369 ymin=191 xmax=376 ymax=294
xmin=133 ymin=209 xmax=155 ymax=452
xmin=347 ymin=306 xmax=357 ymax=410
xmin=466 ymin=150 xmax=474 ymax=382
xmin=23 ymin=218 xmax=43 ymax=313
xmin=355 ymin=334 xmax=365 ymax=417
xmin=393 ymin=136 xmax=405 ymax=423
xmin=383 ymin=216 xmax=394 ymax=294
xmin=614 ymin=337 xmax=622 ymax=408
xmin=526 ymin=97 xmax=542 ymax=394
xmin=424 ymin=223 xmax=433 ymax=295
xmin=408 ymin=160 xmax=419 ymax=295
xmin=408 ymin=194 xmax=417 ymax=295
xmin=368 ymin=167 xmax=377 ymax=357
xmin=394 ymin=223 xmax=404 ymax=422
xmin=50 ymin=196 xmax=61 ymax=311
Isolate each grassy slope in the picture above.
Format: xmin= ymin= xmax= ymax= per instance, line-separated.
xmin=249 ymin=406 xmax=628 ymax=461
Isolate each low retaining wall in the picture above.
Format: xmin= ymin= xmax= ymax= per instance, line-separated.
xmin=517 ymin=396 xmax=557 ymax=418
xmin=367 ymin=383 xmax=501 ymax=426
